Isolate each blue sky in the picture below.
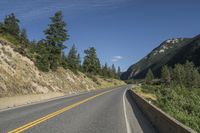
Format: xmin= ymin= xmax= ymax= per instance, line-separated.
xmin=0 ymin=0 xmax=200 ymax=71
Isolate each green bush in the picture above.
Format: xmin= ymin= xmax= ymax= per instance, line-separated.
xmin=155 ymin=86 xmax=200 ymax=132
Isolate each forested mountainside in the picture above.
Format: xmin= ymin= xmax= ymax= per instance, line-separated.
xmin=121 ymin=34 xmax=200 ymax=79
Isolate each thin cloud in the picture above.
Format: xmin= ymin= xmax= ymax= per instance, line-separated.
xmin=112 ymin=56 xmax=123 ymax=62
xmin=0 ymin=0 xmax=131 ymax=21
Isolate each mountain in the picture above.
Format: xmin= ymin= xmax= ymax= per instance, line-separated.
xmin=121 ymin=34 xmax=200 ymax=80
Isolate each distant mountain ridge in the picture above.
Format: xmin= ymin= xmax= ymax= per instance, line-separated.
xmin=121 ymin=34 xmax=200 ymax=80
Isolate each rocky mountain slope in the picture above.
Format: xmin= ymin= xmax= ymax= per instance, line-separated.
xmin=0 ymin=38 xmax=124 ymax=97
xmin=121 ymin=34 xmax=200 ymax=80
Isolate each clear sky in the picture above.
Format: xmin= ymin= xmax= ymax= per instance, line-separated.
xmin=0 ymin=0 xmax=200 ymax=71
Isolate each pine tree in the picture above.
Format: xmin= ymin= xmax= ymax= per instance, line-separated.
xmin=145 ymin=69 xmax=154 ymax=84
xmin=184 ymin=61 xmax=195 ymax=87
xmin=20 ymin=29 xmax=29 ymax=45
xmin=161 ymin=65 xmax=171 ymax=85
xmin=107 ymin=66 xmax=113 ymax=78
xmin=29 ymin=40 xmax=38 ymax=53
xmin=117 ymin=66 xmax=121 ymax=79
xmin=173 ymin=64 xmax=185 ymax=87
xmin=102 ymin=63 xmax=109 ymax=77
xmin=3 ymin=13 xmax=20 ymax=37
xmin=0 ymin=22 xmax=4 ymax=33
xmin=77 ymin=54 xmax=82 ymax=71
xmin=61 ymin=51 xmax=67 ymax=69
xmin=44 ymin=11 xmax=69 ymax=71
xmin=171 ymin=61 xmax=200 ymax=88
xmin=191 ymin=68 xmax=200 ymax=88
xmin=67 ymin=44 xmax=80 ymax=72
xmin=111 ymin=64 xmax=116 ymax=78
xmin=35 ymin=41 xmax=50 ymax=72
xmin=83 ymin=47 xmax=101 ymax=74
xmin=184 ymin=61 xmax=200 ymax=88
xmin=44 ymin=11 xmax=69 ymax=48
xmin=96 ymin=58 xmax=101 ymax=74
xmin=18 ymin=29 xmax=29 ymax=54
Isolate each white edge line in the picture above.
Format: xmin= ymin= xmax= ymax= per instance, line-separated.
xmin=123 ymin=88 xmax=131 ymax=133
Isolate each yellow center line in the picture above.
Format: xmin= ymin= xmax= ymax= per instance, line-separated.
xmin=8 ymin=89 xmax=114 ymax=133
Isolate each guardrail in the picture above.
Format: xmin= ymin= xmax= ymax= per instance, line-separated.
xmin=127 ymin=89 xmax=197 ymax=133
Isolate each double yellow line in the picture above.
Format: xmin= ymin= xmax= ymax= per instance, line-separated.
xmin=8 ymin=89 xmax=113 ymax=133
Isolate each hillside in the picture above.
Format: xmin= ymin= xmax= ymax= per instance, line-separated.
xmin=121 ymin=34 xmax=200 ymax=80
xmin=0 ymin=38 xmax=124 ymax=98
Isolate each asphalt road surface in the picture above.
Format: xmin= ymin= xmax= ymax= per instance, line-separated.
xmin=0 ymin=85 xmax=155 ymax=133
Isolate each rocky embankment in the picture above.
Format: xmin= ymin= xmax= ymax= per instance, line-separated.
xmin=0 ymin=39 xmax=124 ymax=109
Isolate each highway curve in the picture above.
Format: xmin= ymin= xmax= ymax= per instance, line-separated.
xmin=0 ymin=86 xmax=155 ymax=133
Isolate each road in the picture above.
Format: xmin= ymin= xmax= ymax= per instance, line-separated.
xmin=0 ymin=86 xmax=155 ymax=133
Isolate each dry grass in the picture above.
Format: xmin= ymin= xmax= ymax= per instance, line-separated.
xmin=133 ymin=86 xmax=157 ymax=101
xmin=0 ymin=38 xmax=125 ymax=98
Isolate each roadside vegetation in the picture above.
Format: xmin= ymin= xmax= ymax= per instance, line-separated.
xmin=133 ymin=61 xmax=200 ymax=132
xmin=0 ymin=11 xmax=122 ymax=81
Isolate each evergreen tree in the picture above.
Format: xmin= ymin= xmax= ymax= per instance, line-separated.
xmin=18 ymin=29 xmax=29 ymax=54
xmin=2 ymin=13 xmax=20 ymax=37
xmin=172 ymin=64 xmax=185 ymax=87
xmin=20 ymin=29 xmax=29 ymax=45
xmin=191 ymin=68 xmax=200 ymax=88
xmin=184 ymin=61 xmax=195 ymax=87
xmin=67 ymin=44 xmax=80 ymax=72
xmin=29 ymin=40 xmax=38 ymax=53
xmin=171 ymin=61 xmax=200 ymax=88
xmin=44 ymin=11 xmax=69 ymax=48
xmin=107 ymin=66 xmax=113 ymax=78
xmin=44 ymin=11 xmax=69 ymax=71
xmin=0 ymin=22 xmax=4 ymax=33
xmin=161 ymin=65 xmax=171 ymax=85
xmin=83 ymin=47 xmax=101 ymax=74
xmin=77 ymin=54 xmax=82 ymax=71
xmin=102 ymin=63 xmax=109 ymax=77
xmin=117 ymin=66 xmax=121 ymax=79
xmin=184 ymin=61 xmax=200 ymax=88
xmin=61 ymin=51 xmax=67 ymax=69
xmin=145 ymin=69 xmax=154 ymax=84
xmin=111 ymin=64 xmax=116 ymax=78
xmin=96 ymin=58 xmax=101 ymax=74
xmin=35 ymin=41 xmax=50 ymax=72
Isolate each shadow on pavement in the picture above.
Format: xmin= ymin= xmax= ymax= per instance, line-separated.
xmin=125 ymin=90 xmax=157 ymax=133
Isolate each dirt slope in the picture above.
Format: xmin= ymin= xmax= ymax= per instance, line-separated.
xmin=0 ymin=39 xmax=124 ymax=97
